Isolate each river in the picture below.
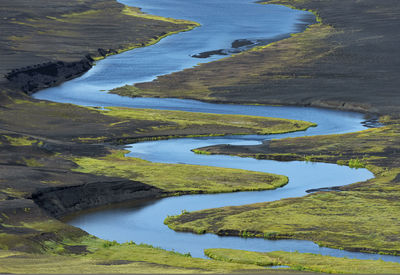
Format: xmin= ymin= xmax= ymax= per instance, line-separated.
xmin=33 ymin=0 xmax=400 ymax=265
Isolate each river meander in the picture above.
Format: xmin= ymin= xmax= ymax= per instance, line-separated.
xmin=33 ymin=0 xmax=400 ymax=265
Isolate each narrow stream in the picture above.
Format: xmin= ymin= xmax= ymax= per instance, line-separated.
xmin=33 ymin=0 xmax=400 ymax=265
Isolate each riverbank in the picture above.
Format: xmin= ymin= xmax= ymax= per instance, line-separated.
xmin=165 ymin=119 xmax=400 ymax=255
xmin=104 ymin=0 xmax=400 ymax=262
xmin=0 ymin=0 xmax=310 ymax=272
xmin=0 ymin=96 xmax=310 ymax=236
xmin=205 ymin=248 xmax=400 ymax=273
xmin=111 ymin=0 xmax=400 ymax=117
xmin=0 ymin=0 xmax=197 ymax=94
xmin=1 ymin=0 xmax=399 ymax=273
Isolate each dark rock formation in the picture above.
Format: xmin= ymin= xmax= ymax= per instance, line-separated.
xmin=5 ymin=58 xmax=93 ymax=94
xmin=30 ymin=179 xmax=164 ymax=218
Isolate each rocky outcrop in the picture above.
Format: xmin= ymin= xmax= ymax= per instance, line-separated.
xmin=5 ymin=58 xmax=93 ymax=94
xmin=30 ymin=179 xmax=164 ymax=218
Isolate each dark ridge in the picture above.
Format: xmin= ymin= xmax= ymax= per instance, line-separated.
xmin=30 ymin=179 xmax=164 ymax=218
xmin=5 ymin=58 xmax=93 ymax=94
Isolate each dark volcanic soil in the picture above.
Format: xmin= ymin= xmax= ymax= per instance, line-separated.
xmin=1 ymin=0 xmax=400 ymax=258
xmin=0 ymin=0 xmax=198 ymax=253
xmin=116 ymin=0 xmax=400 ymax=116
xmin=0 ymin=0 xmax=194 ymax=93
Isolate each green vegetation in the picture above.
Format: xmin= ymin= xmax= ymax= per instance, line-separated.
xmin=2 ymin=0 xmax=399 ymax=272
xmin=89 ymin=9 xmax=198 ymax=62
xmin=337 ymin=158 xmax=366 ymax=169
xmin=98 ymin=106 xmax=316 ymax=135
xmin=4 ymin=135 xmax=37 ymax=146
xmin=166 ymin=172 xmax=400 ymax=254
xmin=0 ymin=212 xmax=272 ymax=273
xmin=205 ymin=249 xmax=400 ymax=273
xmin=266 ymin=0 xmax=323 ymax=23
xmin=21 ymin=157 xmax=44 ymax=167
xmin=205 ymin=248 xmax=279 ymax=267
xmin=122 ymin=6 xmax=199 ymax=26
xmin=3 ymin=99 xmax=314 ymax=144
xmin=1 ymin=188 xmax=28 ymax=199
xmin=165 ymin=121 xmax=400 ymax=255
xmin=192 ymin=149 xmax=212 ymax=155
xmin=0 ymin=237 xmax=269 ymax=274
xmin=73 ymin=150 xmax=288 ymax=193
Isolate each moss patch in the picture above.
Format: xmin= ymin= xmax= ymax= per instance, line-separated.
xmin=3 ymin=135 xmax=38 ymax=147
xmin=0 ymin=238 xmax=269 ymax=274
xmin=73 ymin=150 xmax=288 ymax=194
xmin=100 ymin=106 xmax=316 ymax=135
xmin=1 ymin=98 xmax=314 ymax=144
xmin=205 ymin=249 xmax=400 ymax=273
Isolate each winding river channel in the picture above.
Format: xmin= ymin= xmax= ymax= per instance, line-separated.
xmin=33 ymin=0 xmax=400 ymax=265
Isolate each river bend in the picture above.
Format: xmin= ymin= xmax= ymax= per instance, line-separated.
xmin=33 ymin=0 xmax=400 ymax=265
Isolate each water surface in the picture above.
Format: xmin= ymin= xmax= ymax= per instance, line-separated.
xmin=67 ymin=110 xmax=389 ymax=261
xmin=32 ymin=0 xmax=400 ymax=265
xmin=33 ymin=0 xmax=313 ymax=105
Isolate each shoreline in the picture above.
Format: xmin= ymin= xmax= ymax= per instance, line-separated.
xmin=111 ymin=0 xmax=400 ymax=117
xmin=0 ymin=0 xmax=399 ymax=272
xmin=1 ymin=0 xmax=199 ymax=95
xmin=5 ymin=21 xmax=199 ymax=95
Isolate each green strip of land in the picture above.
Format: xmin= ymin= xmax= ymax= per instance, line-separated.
xmin=1 ymin=99 xmax=314 ymax=144
xmin=73 ymin=150 xmax=288 ymax=194
xmin=99 ymin=106 xmax=316 ymax=136
xmin=0 ymin=237 xmax=274 ymax=274
xmin=205 ymin=249 xmax=400 ymax=274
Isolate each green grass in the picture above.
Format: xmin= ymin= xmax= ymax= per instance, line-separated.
xmin=348 ymin=158 xmax=366 ymax=168
xmin=21 ymin=157 xmax=44 ymax=167
xmin=0 ymin=217 xmax=268 ymax=273
xmin=205 ymin=248 xmax=279 ymax=267
xmin=121 ymin=6 xmax=199 ymax=26
xmin=192 ymin=149 xmax=212 ymax=155
xmin=0 ymin=188 xmax=28 ymax=199
xmin=3 ymin=99 xmax=314 ymax=144
xmin=164 ymin=121 xmax=400 ymax=255
xmin=0 ymin=237 xmax=271 ymax=274
xmin=337 ymin=158 xmax=366 ymax=169
xmin=73 ymin=150 xmax=288 ymax=194
xmin=165 ymin=167 xmax=400 ymax=255
xmin=205 ymin=249 xmax=400 ymax=273
xmin=4 ymin=135 xmax=37 ymax=146
xmin=98 ymin=106 xmax=316 ymax=135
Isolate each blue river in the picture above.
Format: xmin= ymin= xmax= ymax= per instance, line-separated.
xmin=33 ymin=0 xmax=400 ymax=265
